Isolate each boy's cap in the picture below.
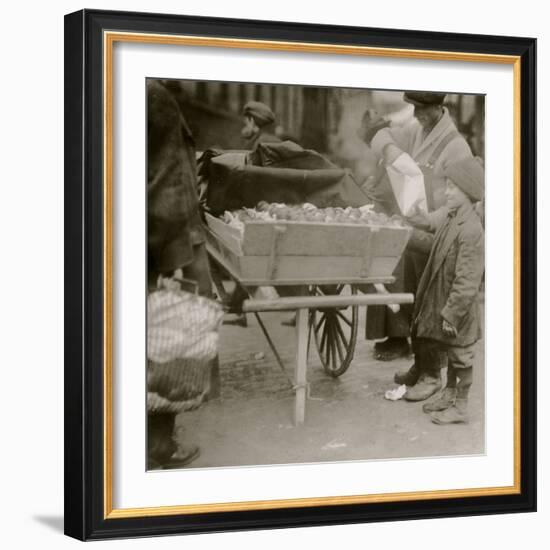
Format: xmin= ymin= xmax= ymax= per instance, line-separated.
xmin=403 ymin=91 xmax=447 ymax=106
xmin=243 ymin=101 xmax=275 ymax=127
xmin=444 ymin=157 xmax=485 ymax=202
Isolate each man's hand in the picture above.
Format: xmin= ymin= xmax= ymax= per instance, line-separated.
xmin=442 ymin=318 xmax=458 ymax=338
xmin=158 ymin=268 xmax=186 ymax=291
xmin=358 ymin=109 xmax=390 ymax=145
xmin=159 ymin=275 xmax=181 ymax=291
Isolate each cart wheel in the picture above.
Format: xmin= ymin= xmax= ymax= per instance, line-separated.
xmin=310 ymin=285 xmax=358 ymax=377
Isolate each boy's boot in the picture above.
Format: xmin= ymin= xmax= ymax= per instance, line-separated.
xmin=431 ymin=397 xmax=468 ymax=424
xmin=423 ymin=365 xmax=457 ymax=413
xmin=423 ymin=387 xmax=457 ymax=413
xmin=395 ymin=336 xmax=423 ymax=387
xmin=403 ymin=342 xmax=442 ymax=402
xmin=431 ymin=367 xmax=472 ymax=424
xmin=404 ymin=370 xmax=442 ymax=401
xmin=394 ymin=362 xmax=421 ymax=386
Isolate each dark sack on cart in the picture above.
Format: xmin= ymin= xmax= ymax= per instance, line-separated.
xmin=199 ymin=141 xmax=370 ymax=216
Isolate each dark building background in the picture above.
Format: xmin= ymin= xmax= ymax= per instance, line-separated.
xmin=159 ymin=79 xmax=484 ymax=185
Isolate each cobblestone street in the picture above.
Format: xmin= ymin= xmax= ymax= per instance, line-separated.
xmin=178 ymin=307 xmax=485 ymax=468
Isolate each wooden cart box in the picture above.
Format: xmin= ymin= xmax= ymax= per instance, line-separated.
xmin=205 ymin=213 xmax=411 ymax=285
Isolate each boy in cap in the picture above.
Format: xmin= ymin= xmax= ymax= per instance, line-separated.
xmin=406 ymin=157 xmax=485 ymax=423
xmin=241 ymin=101 xmax=280 ymax=149
xmin=223 ymin=101 xmax=282 ymax=327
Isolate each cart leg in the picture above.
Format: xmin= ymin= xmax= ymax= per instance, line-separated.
xmin=294 ymin=308 xmax=309 ymax=426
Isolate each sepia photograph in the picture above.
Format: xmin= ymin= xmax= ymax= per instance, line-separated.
xmin=63 ymin=8 xmax=536 ymax=540
xmin=146 ymin=78 xmax=486 ymax=471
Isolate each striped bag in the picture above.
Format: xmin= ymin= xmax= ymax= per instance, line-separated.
xmin=147 ymin=286 xmax=223 ymax=414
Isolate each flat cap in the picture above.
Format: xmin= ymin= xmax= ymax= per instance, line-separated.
xmin=403 ymin=91 xmax=447 ymax=106
xmin=243 ymin=101 xmax=276 ymax=127
xmin=444 ymin=157 xmax=485 ymax=202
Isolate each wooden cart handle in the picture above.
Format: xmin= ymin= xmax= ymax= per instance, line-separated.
xmin=242 ymin=292 xmax=413 ymax=312
xmin=374 ymin=283 xmax=400 ymax=313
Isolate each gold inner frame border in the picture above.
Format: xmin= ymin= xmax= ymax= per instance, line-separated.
xmin=102 ymin=30 xmax=522 ymax=519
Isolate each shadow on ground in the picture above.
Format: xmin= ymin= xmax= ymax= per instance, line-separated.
xmin=33 ymin=516 xmax=64 ymax=533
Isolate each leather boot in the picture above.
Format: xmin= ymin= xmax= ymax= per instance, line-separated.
xmin=147 ymin=412 xmax=177 ymax=469
xmin=403 ymin=372 xmax=442 ymax=402
xmin=147 ymin=413 xmax=201 ymax=469
xmin=404 ymin=339 xmax=442 ymax=401
xmin=162 ymin=444 xmax=201 ymax=469
xmin=431 ymin=397 xmax=469 ymax=424
xmin=422 ymin=387 xmax=457 ymax=413
xmin=394 ymin=362 xmax=421 ymax=386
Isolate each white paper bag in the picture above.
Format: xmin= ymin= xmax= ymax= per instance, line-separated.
xmin=386 ymin=152 xmax=428 ymax=216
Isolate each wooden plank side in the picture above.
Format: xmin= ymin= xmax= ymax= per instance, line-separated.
xmin=371 ymin=225 xmax=412 ymax=256
xmin=207 ymin=222 xmax=408 ymax=284
xmin=205 ymin=213 xmax=244 ymax=255
xmin=242 ymin=221 xmax=411 ymax=257
xmin=207 ymin=224 xmax=406 ymax=283
xmin=371 ymin=257 xmax=403 ymax=277
xmin=205 ymin=215 xmax=243 ymax=256
xmin=242 ymin=222 xmax=370 ymax=256
xmin=240 ymin=255 xmax=402 ymax=281
xmin=207 ymin=214 xmax=411 ymax=259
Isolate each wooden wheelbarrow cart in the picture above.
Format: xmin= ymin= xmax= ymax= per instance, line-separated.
xmin=204 ymin=212 xmax=414 ymax=425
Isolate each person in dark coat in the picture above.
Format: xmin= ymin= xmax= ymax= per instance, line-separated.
xmin=402 ymin=157 xmax=484 ymax=421
xmin=241 ymin=100 xmax=281 ymax=150
xmin=147 ymin=80 xmax=210 ymax=287
xmin=147 ymin=79 xmax=214 ymax=469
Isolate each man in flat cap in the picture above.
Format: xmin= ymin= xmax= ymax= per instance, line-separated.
xmin=241 ymin=100 xmax=281 ymax=151
xmin=359 ymin=90 xmax=475 ymax=401
xmin=406 ymin=157 xmax=485 ymax=423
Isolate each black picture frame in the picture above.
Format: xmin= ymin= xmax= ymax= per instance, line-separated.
xmin=64 ymin=8 xmax=536 ymax=541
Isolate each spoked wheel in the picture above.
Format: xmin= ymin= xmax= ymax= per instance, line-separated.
xmin=309 ymin=285 xmax=359 ymax=377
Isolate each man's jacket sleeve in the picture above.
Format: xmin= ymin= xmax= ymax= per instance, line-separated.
xmin=370 ymin=124 xmax=414 ymax=159
xmin=147 ymin=81 xmax=196 ymax=274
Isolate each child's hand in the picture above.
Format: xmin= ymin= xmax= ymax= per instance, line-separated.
xmin=405 ymin=199 xmax=430 ymax=230
xmin=442 ymin=319 xmax=458 ymax=338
